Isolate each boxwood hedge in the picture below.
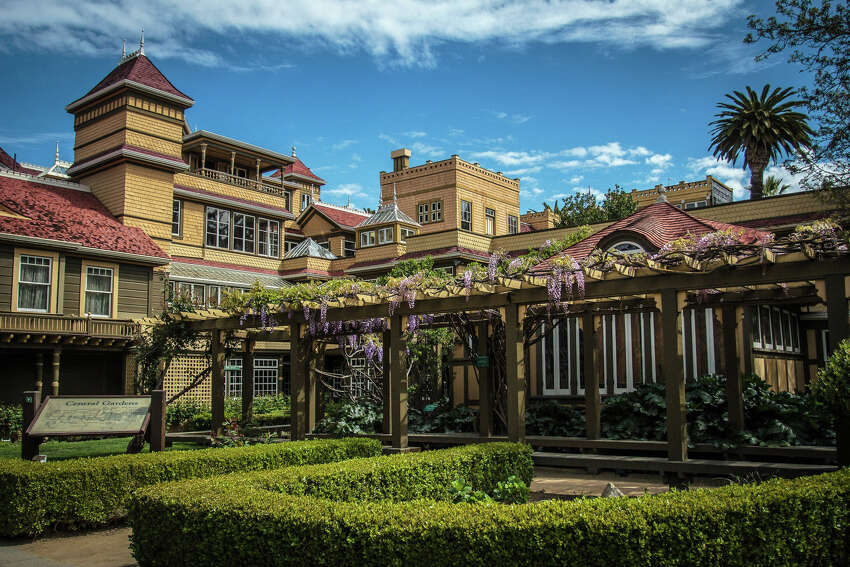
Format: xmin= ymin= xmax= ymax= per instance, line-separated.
xmin=0 ymin=437 xmax=380 ymax=537
xmin=130 ymin=445 xmax=849 ymax=567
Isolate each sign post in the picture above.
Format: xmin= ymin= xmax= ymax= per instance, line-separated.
xmin=21 ymin=391 xmax=41 ymax=460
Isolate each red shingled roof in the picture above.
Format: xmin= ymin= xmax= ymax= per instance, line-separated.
xmin=270 ymin=157 xmax=325 ymax=184
xmin=0 ymin=175 xmax=168 ymax=259
xmin=75 ymin=54 xmax=191 ymax=103
xmin=308 ymin=203 xmax=370 ymax=229
xmin=533 ymin=201 xmax=769 ymax=272
xmin=0 ymin=146 xmax=40 ymax=175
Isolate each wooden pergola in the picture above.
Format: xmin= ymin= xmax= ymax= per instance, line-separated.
xmin=177 ymin=248 xmax=850 ymax=463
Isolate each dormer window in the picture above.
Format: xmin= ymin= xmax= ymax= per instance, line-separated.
xmin=608 ymin=241 xmax=644 ymax=255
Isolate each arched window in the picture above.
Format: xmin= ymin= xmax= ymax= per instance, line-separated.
xmin=608 ymin=241 xmax=645 ymax=254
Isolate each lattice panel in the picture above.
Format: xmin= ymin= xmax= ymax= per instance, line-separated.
xmin=163 ymin=354 xmax=211 ymax=402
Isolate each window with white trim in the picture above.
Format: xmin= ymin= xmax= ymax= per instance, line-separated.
xmin=360 ymin=230 xmax=375 ymax=247
xmin=377 ymin=227 xmax=394 ymax=244
xmin=258 ymin=218 xmax=280 ymax=257
xmin=172 ymin=199 xmax=182 ymax=236
xmin=418 ymin=203 xmax=428 ymax=224
xmin=608 ymin=241 xmax=645 ymax=255
xmin=301 ymin=193 xmax=312 ymax=211
xmin=17 ymin=255 xmax=51 ymax=312
xmin=344 ymin=239 xmax=356 ymax=257
xmin=284 ymin=240 xmax=298 ymax=253
xmin=752 ymin=305 xmax=801 ymax=353
xmin=485 ymin=208 xmax=495 ymax=235
xmin=232 ymin=213 xmax=256 ymax=253
xmin=226 ymin=358 xmax=243 ymax=397
xmin=431 ymin=200 xmax=442 ymax=222
xmin=508 ymin=215 xmax=518 ymax=235
xmin=206 ymin=207 xmax=230 ymax=249
xmin=400 ymin=227 xmax=416 ymax=242
xmin=84 ymin=266 xmax=114 ymax=317
xmin=460 ymin=200 xmax=472 ymax=231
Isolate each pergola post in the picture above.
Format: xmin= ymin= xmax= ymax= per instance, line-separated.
xmin=241 ymin=336 xmax=255 ymax=424
xmin=210 ymin=330 xmax=226 ymax=437
xmin=476 ymin=320 xmax=492 ymax=438
xmin=661 ymin=289 xmax=687 ymax=462
xmin=390 ymin=315 xmax=408 ymax=449
xmin=722 ymin=305 xmax=744 ymax=432
xmin=740 ymin=305 xmax=754 ymax=376
xmin=504 ymin=303 xmax=526 ymax=443
xmin=307 ymin=342 xmax=318 ymax=434
xmin=825 ymin=274 xmax=849 ymax=354
xmin=382 ymin=328 xmax=391 ymax=435
xmin=582 ymin=312 xmax=601 ymax=439
xmin=289 ymin=323 xmax=307 ymax=441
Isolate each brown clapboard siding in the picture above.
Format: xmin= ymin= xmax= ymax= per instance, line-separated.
xmin=63 ymin=256 xmax=82 ymax=316
xmin=118 ymin=263 xmax=152 ymax=318
xmin=0 ymin=244 xmax=13 ymax=311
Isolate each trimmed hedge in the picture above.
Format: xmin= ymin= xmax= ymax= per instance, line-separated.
xmin=130 ymin=454 xmax=849 ymax=566
xmin=0 ymin=437 xmax=380 ymax=537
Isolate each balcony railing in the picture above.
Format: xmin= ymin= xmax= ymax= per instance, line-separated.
xmin=187 ymin=167 xmax=299 ymax=202
xmin=0 ymin=312 xmax=139 ymax=338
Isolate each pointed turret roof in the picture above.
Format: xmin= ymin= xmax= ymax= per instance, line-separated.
xmin=270 ymin=157 xmax=325 ymax=184
xmin=357 ymin=188 xmax=420 ymax=228
xmin=284 ymin=237 xmax=338 ymax=260
xmin=66 ymin=53 xmax=193 ymax=112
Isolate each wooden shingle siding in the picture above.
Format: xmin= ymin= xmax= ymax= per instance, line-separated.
xmin=0 ymin=245 xmax=13 ymax=311
xmin=63 ymin=256 xmax=82 ymax=315
xmin=118 ymin=263 xmax=151 ymax=318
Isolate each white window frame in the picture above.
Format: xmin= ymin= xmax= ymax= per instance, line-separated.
xmin=508 ymin=215 xmax=518 ymax=235
xmin=226 ymin=358 xmax=243 ymax=397
xmin=360 ymin=230 xmax=376 ymax=247
xmin=284 ymin=240 xmax=298 ymax=253
xmin=232 ymin=212 xmax=256 ymax=253
xmin=400 ymin=227 xmax=416 ymax=242
xmin=608 ymin=241 xmax=645 ymax=255
xmin=460 ymin=200 xmax=472 ymax=231
xmin=752 ymin=306 xmax=763 ymax=349
xmin=17 ymin=255 xmax=52 ymax=313
xmin=418 ymin=203 xmax=429 ymax=224
xmin=206 ymin=206 xmax=230 ymax=249
xmin=258 ymin=218 xmax=280 ymax=258
xmin=84 ymin=266 xmax=114 ymax=318
xmin=172 ymin=199 xmax=182 ymax=236
xmin=301 ymin=193 xmax=312 ymax=211
xmin=485 ymin=208 xmax=495 ymax=235
xmin=377 ymin=227 xmax=394 ymax=245
xmin=431 ymin=200 xmax=442 ymax=222
xmin=254 ymin=358 xmax=279 ymax=396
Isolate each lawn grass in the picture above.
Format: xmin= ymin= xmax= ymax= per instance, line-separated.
xmin=0 ymin=437 xmax=206 ymax=461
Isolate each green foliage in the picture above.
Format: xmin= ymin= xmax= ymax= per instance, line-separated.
xmin=407 ymin=328 xmax=455 ymax=405
xmin=761 ymin=174 xmax=793 ymax=196
xmin=409 ymin=398 xmax=478 ymax=433
xmin=747 ymin=1 xmax=850 ymax=194
xmin=513 ymin=226 xmax=593 ymax=271
xmin=525 ymin=399 xmax=585 ymax=437
xmin=166 ymin=395 xmax=291 ymax=431
xmin=708 ymin=84 xmax=813 ymax=199
xmin=0 ymin=404 xmax=23 ymax=442
xmin=600 ymin=374 xmax=834 ymax=447
xmin=553 ymin=187 xmax=637 ymax=229
xmin=315 ymin=399 xmax=382 ymax=434
xmin=130 ymin=453 xmax=849 ymax=567
xmin=0 ymin=437 xmax=380 ymax=537
xmin=493 ymin=475 xmax=530 ymax=504
xmin=450 ymin=477 xmax=493 ymax=504
xmin=813 ymin=338 xmax=850 ymax=417
xmin=376 ymin=256 xmax=450 ymax=285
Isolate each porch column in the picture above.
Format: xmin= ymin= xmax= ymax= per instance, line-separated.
xmin=289 ymin=323 xmax=307 ymax=441
xmin=255 ymin=158 xmax=262 ymax=191
xmin=382 ymin=328 xmax=391 ymax=434
xmin=242 ymin=336 xmax=255 ymax=424
xmin=210 ymin=331 xmax=226 ymax=437
xmin=505 ymin=303 xmax=526 ymax=443
xmin=477 ymin=320 xmax=492 ymax=438
xmin=230 ymin=151 xmax=236 ymax=175
xmin=661 ymin=289 xmax=687 ymax=462
xmin=200 ymin=143 xmax=207 ymax=170
xmin=583 ymin=312 xmax=601 ymax=439
xmin=390 ymin=315 xmax=408 ymax=449
xmin=34 ymin=353 xmax=44 ymax=401
xmin=825 ymin=274 xmax=849 ymax=354
xmin=50 ymin=348 xmax=60 ymax=397
xmin=722 ymin=305 xmax=744 ymax=431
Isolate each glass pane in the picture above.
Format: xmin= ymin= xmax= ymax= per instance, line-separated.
xmin=21 ymin=263 xmax=50 ymax=284
xmin=760 ymin=306 xmax=772 ymax=346
xmin=85 ymin=291 xmax=111 ymax=316
xmin=751 ymin=306 xmax=761 ymax=346
xmin=86 ymin=270 xmax=112 ymax=292
xmin=19 ymin=283 xmax=48 ymax=310
xmin=771 ymin=308 xmax=783 ymax=349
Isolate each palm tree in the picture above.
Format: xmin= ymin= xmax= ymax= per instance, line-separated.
xmin=709 ymin=85 xmax=813 ymax=200
xmin=761 ymin=175 xmax=792 ymax=197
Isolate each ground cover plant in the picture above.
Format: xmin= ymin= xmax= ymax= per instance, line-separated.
xmin=0 ymin=437 xmax=380 ymax=537
xmin=129 ymin=443 xmax=849 ymax=567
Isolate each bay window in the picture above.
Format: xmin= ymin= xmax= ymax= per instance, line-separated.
xmin=377 ymin=227 xmax=394 ymax=244
xmin=360 ymin=230 xmax=376 ymax=247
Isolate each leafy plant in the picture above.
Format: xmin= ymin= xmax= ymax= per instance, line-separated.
xmin=409 ymin=398 xmax=477 ymax=433
xmin=813 ymin=338 xmax=850 ymax=417
xmin=493 ymin=475 xmax=530 ymax=504
xmin=525 ymin=399 xmax=585 ymax=437
xmin=449 ymin=477 xmax=493 ymax=504
xmin=0 ymin=404 xmax=23 ymax=442
xmin=315 ymin=399 xmax=382 ymax=435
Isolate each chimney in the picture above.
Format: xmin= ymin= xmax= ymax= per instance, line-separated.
xmin=391 ymin=148 xmax=411 ymax=172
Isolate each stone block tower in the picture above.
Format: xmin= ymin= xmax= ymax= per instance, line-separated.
xmin=65 ymin=35 xmax=193 ymax=254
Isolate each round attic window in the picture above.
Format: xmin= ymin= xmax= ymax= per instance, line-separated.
xmin=608 ymin=241 xmax=645 ymax=254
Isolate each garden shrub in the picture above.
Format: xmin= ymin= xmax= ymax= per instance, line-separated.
xmin=0 ymin=403 xmax=23 ymax=441
xmin=0 ymin=437 xmax=380 ymax=537
xmin=525 ymin=399 xmax=585 ymax=436
xmin=129 ymin=455 xmax=849 ymax=567
xmin=813 ymin=338 xmax=850 ymax=417
xmin=315 ymin=399 xmax=382 ymax=434
xmin=166 ymin=394 xmax=291 ymax=431
xmin=409 ymin=397 xmax=478 ymax=433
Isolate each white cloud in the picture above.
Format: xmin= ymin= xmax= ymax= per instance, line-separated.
xmin=0 ymin=131 xmax=74 ymax=145
xmin=646 ymin=153 xmax=672 ymax=168
xmin=332 ymin=139 xmax=358 ymax=151
xmin=378 ymin=133 xmax=399 ymax=146
xmin=568 ymin=175 xmax=583 ymax=184
xmin=492 ymin=110 xmax=533 ymax=125
xmin=0 ymin=0 xmax=744 ymax=68
xmin=405 ymin=131 xmax=427 ymax=138
xmin=325 ymin=183 xmax=369 ymax=199
xmin=412 ymin=141 xmax=443 ymax=158
xmin=505 ymin=166 xmax=542 ymax=176
xmin=687 ymin=156 xmax=806 ymax=200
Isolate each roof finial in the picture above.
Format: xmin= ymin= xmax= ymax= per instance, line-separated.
xmin=347 ymin=194 xmax=351 ymax=208
xmin=122 ymin=39 xmax=126 ymax=60
xmin=139 ymin=28 xmax=145 ymax=56
xmin=55 ymin=141 xmax=60 ymax=163
xmin=291 ymin=145 xmax=296 ymax=158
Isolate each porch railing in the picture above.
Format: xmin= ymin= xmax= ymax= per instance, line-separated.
xmin=187 ymin=167 xmax=291 ymax=202
xmin=0 ymin=312 xmax=139 ymax=338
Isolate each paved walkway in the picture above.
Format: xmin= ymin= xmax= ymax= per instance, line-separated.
xmin=0 ymin=467 xmax=729 ymax=566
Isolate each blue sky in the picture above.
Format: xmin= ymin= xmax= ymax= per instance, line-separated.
xmin=0 ymin=1 xmax=810 ymax=211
